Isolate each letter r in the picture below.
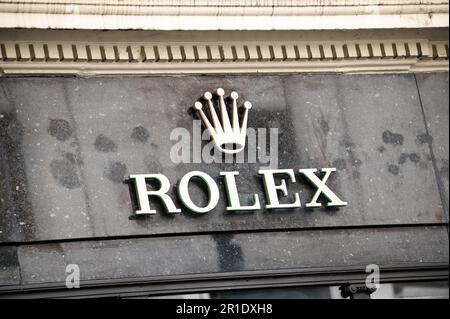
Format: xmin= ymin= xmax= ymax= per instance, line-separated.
xmin=129 ymin=174 xmax=181 ymax=214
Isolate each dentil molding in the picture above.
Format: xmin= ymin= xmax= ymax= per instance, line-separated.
xmin=0 ymin=29 xmax=448 ymax=75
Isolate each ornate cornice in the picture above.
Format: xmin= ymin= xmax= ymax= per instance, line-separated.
xmin=0 ymin=29 xmax=448 ymax=75
xmin=0 ymin=0 xmax=448 ymax=30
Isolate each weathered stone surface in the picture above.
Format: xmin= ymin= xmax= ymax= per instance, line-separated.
xmin=0 ymin=74 xmax=448 ymax=242
xmin=415 ymin=73 xmax=449 ymax=221
xmin=0 ymin=246 xmax=20 ymax=286
xmin=14 ymin=226 xmax=449 ymax=285
xmin=284 ymin=74 xmax=445 ymax=227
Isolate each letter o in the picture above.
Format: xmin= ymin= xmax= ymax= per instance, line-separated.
xmin=177 ymin=171 xmax=219 ymax=214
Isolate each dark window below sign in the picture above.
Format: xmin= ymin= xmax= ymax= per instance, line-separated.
xmin=140 ymin=281 xmax=449 ymax=299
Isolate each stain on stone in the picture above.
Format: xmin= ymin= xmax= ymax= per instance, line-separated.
xmin=416 ymin=132 xmax=433 ymax=145
xmin=0 ymin=111 xmax=36 ymax=241
xmin=377 ymin=146 xmax=386 ymax=153
xmin=0 ymin=246 xmax=19 ymax=268
xmin=94 ymin=134 xmax=117 ymax=152
xmin=399 ymin=153 xmax=421 ymax=165
xmin=388 ymin=164 xmax=400 ymax=175
xmin=212 ymin=233 xmax=244 ymax=272
xmin=340 ymin=138 xmax=354 ymax=149
xmin=131 ymin=126 xmax=150 ymax=143
xmin=48 ymin=119 xmax=72 ymax=141
xmin=398 ymin=153 xmax=409 ymax=165
xmin=382 ymin=130 xmax=404 ymax=146
xmin=337 ymin=137 xmax=362 ymax=180
xmin=64 ymin=152 xmax=76 ymax=164
xmin=104 ymin=161 xmax=128 ymax=183
xmin=440 ymin=159 xmax=449 ymax=178
xmin=50 ymin=158 xmax=81 ymax=189
xmin=319 ymin=118 xmax=329 ymax=135
xmin=6 ymin=116 xmax=25 ymax=143
xmin=332 ymin=158 xmax=347 ymax=170
xmin=62 ymin=152 xmax=83 ymax=167
xmin=409 ymin=153 xmax=420 ymax=163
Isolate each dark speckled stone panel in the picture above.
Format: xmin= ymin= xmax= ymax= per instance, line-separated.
xmin=0 ymin=74 xmax=448 ymax=242
xmin=0 ymin=246 xmax=20 ymax=285
xmin=11 ymin=226 xmax=449 ymax=285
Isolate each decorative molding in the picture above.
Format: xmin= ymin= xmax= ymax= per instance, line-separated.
xmin=0 ymin=263 xmax=448 ymax=299
xmin=0 ymin=0 xmax=448 ymax=30
xmin=1 ymin=1 xmax=448 ymax=16
xmin=0 ymin=37 xmax=448 ymax=75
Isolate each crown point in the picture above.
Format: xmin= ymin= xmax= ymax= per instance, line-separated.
xmin=194 ymin=101 xmax=203 ymax=110
xmin=244 ymin=101 xmax=252 ymax=109
xmin=204 ymin=91 xmax=212 ymax=100
xmin=230 ymin=91 xmax=238 ymax=99
xmin=216 ymin=88 xmax=225 ymax=96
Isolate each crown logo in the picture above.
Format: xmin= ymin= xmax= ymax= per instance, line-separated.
xmin=193 ymin=88 xmax=252 ymax=154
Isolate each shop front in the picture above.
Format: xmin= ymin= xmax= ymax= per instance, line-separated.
xmin=0 ymin=1 xmax=449 ymax=299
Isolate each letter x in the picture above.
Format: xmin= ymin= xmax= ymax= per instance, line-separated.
xmin=299 ymin=168 xmax=348 ymax=207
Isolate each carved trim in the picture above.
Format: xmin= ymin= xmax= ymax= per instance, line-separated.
xmin=0 ymin=38 xmax=448 ymax=75
xmin=0 ymin=0 xmax=448 ymax=30
xmin=1 ymin=1 xmax=448 ymax=16
xmin=0 ymin=263 xmax=448 ymax=298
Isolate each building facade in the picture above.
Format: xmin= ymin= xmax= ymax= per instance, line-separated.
xmin=0 ymin=1 xmax=449 ymax=298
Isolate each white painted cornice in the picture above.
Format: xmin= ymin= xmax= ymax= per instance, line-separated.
xmin=0 ymin=29 xmax=448 ymax=75
xmin=0 ymin=0 xmax=448 ymax=30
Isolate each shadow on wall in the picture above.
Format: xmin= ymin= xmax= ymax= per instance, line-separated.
xmin=0 ymin=111 xmax=35 ymax=241
xmin=212 ymin=233 xmax=244 ymax=272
